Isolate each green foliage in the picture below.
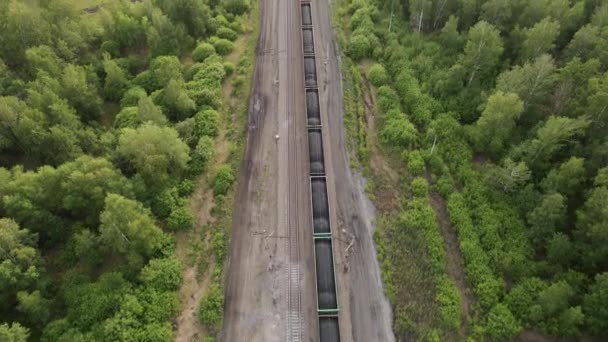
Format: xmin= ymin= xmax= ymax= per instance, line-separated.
xmin=347 ymin=34 xmax=372 ymax=61
xmin=99 ymin=194 xmax=168 ymax=259
xmin=195 ymin=109 xmax=221 ymax=137
xmin=223 ymin=62 xmax=235 ymax=76
xmin=583 ymin=273 xmax=608 ymax=334
xmin=117 ymin=123 xmax=190 ymax=182
xmin=367 ymin=64 xmax=387 ymax=87
xmin=140 ymin=257 xmax=182 ymax=292
xmin=217 ymin=27 xmax=238 ymax=41
xmin=474 ymin=91 xmax=524 ymax=155
xmin=199 ymin=284 xmax=224 ymax=329
xmin=411 ymin=177 xmax=429 ymax=197
xmin=0 ymin=322 xmax=29 ymax=342
xmin=406 ymin=150 xmax=425 ymax=176
xmin=167 ymin=205 xmax=194 ymax=231
xmin=213 ymin=39 xmax=235 ymax=56
xmin=192 ymin=43 xmax=216 ymax=63
xmin=380 ymin=111 xmax=418 ymax=147
xmin=485 ymin=304 xmax=522 ymax=339
xmin=191 ymin=136 xmax=215 ymax=174
xmin=214 ymin=164 xmax=235 ymax=196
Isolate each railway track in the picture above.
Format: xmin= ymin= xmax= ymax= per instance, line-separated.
xmin=286 ymin=0 xmax=303 ymax=340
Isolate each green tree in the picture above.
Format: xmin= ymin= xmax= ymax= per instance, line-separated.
xmin=520 ymin=18 xmax=560 ymax=62
xmin=0 ymin=96 xmax=46 ymax=156
xmin=194 ymin=109 xmax=221 ymax=137
xmin=380 ymin=112 xmax=418 ymax=147
xmin=140 ymin=256 xmax=182 ymax=292
xmin=541 ymin=157 xmax=586 ymax=197
xmin=527 ymin=193 xmax=566 ymax=245
xmin=367 ymin=64 xmax=388 ymax=87
xmin=167 ymin=205 xmax=194 ymax=231
xmin=199 ymin=284 xmax=224 ymax=329
xmin=154 ymin=79 xmax=196 ymax=121
xmin=150 ymin=56 xmax=183 ymax=90
xmin=117 ymin=123 xmax=190 ymax=182
xmin=474 ymin=91 xmax=524 ymax=155
xmin=191 ymin=135 xmax=214 ymax=173
xmin=583 ymin=272 xmax=608 ymax=334
xmin=576 ymin=183 xmax=608 ymax=270
xmin=192 ymin=43 xmax=216 ymax=63
xmin=485 ymin=303 xmax=522 ymax=339
xmin=496 ymin=55 xmax=557 ymax=113
xmin=137 ymin=96 xmax=167 ymax=126
xmin=0 ymin=218 xmax=42 ymax=307
xmin=214 ymin=165 xmax=235 ymax=196
xmin=103 ymin=58 xmax=129 ymax=102
xmin=461 ymin=21 xmax=503 ymax=85
xmin=99 ymin=194 xmax=167 ymax=258
xmin=61 ymin=65 xmax=102 ymax=121
xmin=213 ymin=39 xmax=234 ymax=56
xmin=517 ymin=116 xmax=590 ymax=172
xmin=16 ymin=290 xmax=50 ymax=325
xmin=0 ymin=322 xmax=29 ymax=342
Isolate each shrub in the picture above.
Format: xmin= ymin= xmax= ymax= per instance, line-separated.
xmin=411 ymin=177 xmax=428 ymax=197
xmin=347 ymin=34 xmax=371 ymax=60
xmin=114 ymin=107 xmax=138 ymax=129
xmin=214 ymin=164 xmax=235 ymax=196
xmin=190 ymin=136 xmax=215 ymax=174
xmin=192 ymin=43 xmax=216 ymax=63
xmin=140 ymin=257 xmax=182 ymax=291
xmin=367 ymin=63 xmax=387 ymax=87
xmin=217 ymin=27 xmax=238 ymax=41
xmin=195 ymin=109 xmax=220 ymax=137
xmin=380 ymin=114 xmax=418 ymax=147
xmin=485 ymin=304 xmax=522 ymax=339
xmin=225 ymin=0 xmax=249 ymax=15
xmin=406 ymin=150 xmax=425 ymax=176
xmin=213 ymin=39 xmax=235 ymax=55
xmin=436 ymin=175 xmax=453 ymax=197
xmin=121 ymin=86 xmax=147 ymax=107
xmin=436 ymin=276 xmax=461 ymax=330
xmin=167 ymin=205 xmax=194 ymax=231
xmin=199 ymin=284 xmax=224 ymax=328
xmin=223 ymin=62 xmax=235 ymax=76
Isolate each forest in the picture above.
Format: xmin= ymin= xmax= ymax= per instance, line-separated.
xmin=0 ymin=0 xmax=249 ymax=340
xmin=336 ymin=0 xmax=608 ymax=340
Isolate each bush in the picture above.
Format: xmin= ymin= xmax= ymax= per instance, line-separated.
xmin=213 ymin=39 xmax=235 ymax=55
xmin=167 ymin=205 xmax=194 ymax=231
xmin=195 ymin=109 xmax=220 ymax=137
xmin=347 ymin=34 xmax=371 ymax=60
xmin=214 ymin=164 xmax=235 ymax=196
xmin=411 ymin=177 xmax=428 ymax=197
xmin=199 ymin=284 xmax=224 ymax=329
xmin=223 ymin=62 xmax=235 ymax=76
xmin=121 ymin=86 xmax=147 ymax=107
xmin=436 ymin=175 xmax=453 ymax=197
xmin=192 ymin=43 xmax=216 ymax=63
xmin=380 ymin=113 xmax=418 ymax=147
xmin=436 ymin=276 xmax=461 ymax=330
xmin=217 ymin=27 xmax=238 ymax=41
xmin=225 ymin=0 xmax=249 ymax=15
xmin=190 ymin=136 xmax=214 ymax=174
xmin=485 ymin=304 xmax=522 ymax=339
xmin=114 ymin=107 xmax=138 ymax=129
xmin=406 ymin=150 xmax=425 ymax=176
xmin=367 ymin=63 xmax=387 ymax=87
xmin=140 ymin=257 xmax=182 ymax=291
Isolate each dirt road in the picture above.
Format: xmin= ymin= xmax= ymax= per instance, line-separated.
xmin=222 ymin=0 xmax=317 ymax=340
xmin=223 ymin=0 xmax=395 ymax=340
